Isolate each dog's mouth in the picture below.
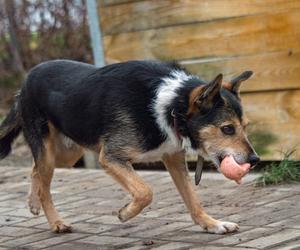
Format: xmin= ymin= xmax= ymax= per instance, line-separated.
xmin=215 ymin=154 xmax=251 ymax=184
xmin=216 ymin=154 xmax=246 ymax=168
xmin=217 ymin=155 xmax=225 ymax=167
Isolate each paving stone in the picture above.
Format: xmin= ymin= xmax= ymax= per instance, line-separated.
xmin=272 ymin=238 xmax=300 ymax=250
xmin=222 ymin=205 xmax=299 ymax=227
xmin=101 ymin=218 xmax=168 ymax=237
xmin=78 ymin=235 xmax=138 ymax=247
xmin=239 ymin=228 xmax=300 ymax=249
xmin=0 ymin=207 xmax=16 ymax=213
xmin=44 ymin=242 xmax=108 ymax=250
xmin=267 ymin=214 xmax=300 ymax=229
xmin=5 ymin=208 xmax=36 ymax=218
xmin=0 ymin=214 xmax=27 ymax=225
xmin=0 ymin=199 xmax=27 ymax=209
xmin=133 ymin=221 xmax=191 ymax=238
xmin=0 ymin=193 xmax=23 ymax=202
xmin=0 ymin=226 xmax=42 ymax=237
xmin=152 ymin=241 xmax=193 ymax=250
xmin=24 ymin=233 xmax=88 ymax=249
xmin=157 ymin=227 xmax=223 ymax=244
xmin=0 ymin=166 xmax=299 ymax=249
xmin=72 ymin=222 xmax=117 ymax=234
xmin=0 ymin=236 xmax=13 ymax=244
xmin=86 ymin=215 xmax=123 ymax=225
xmin=191 ymin=247 xmax=252 ymax=250
xmin=1 ymin=231 xmax=55 ymax=248
xmin=210 ymin=226 xmax=280 ymax=245
xmin=140 ymin=204 xmax=186 ymax=218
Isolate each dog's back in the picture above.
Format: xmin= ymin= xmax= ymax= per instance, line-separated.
xmin=2 ymin=60 xmax=186 ymax=160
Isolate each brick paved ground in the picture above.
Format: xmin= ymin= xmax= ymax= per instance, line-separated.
xmin=0 ymin=166 xmax=299 ymax=250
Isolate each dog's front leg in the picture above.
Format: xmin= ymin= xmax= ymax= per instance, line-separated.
xmin=162 ymin=152 xmax=239 ymax=234
xmin=99 ymin=147 xmax=153 ymax=222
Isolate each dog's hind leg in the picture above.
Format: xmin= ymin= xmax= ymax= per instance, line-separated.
xmin=35 ymin=135 xmax=76 ymax=233
xmin=163 ymin=152 xmax=239 ymax=234
xmin=28 ymin=128 xmax=83 ymax=218
xmin=28 ymin=164 xmax=42 ymax=215
xmin=36 ymin=124 xmax=83 ymax=233
xmin=99 ymin=147 xmax=153 ymax=222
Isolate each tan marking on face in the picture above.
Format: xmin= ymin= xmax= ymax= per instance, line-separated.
xmin=241 ymin=116 xmax=249 ymax=129
xmin=198 ymin=119 xmax=252 ymax=158
xmin=187 ymin=86 xmax=204 ymax=116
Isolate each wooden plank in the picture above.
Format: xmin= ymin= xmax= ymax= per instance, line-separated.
xmin=103 ymin=10 xmax=300 ymax=62
xmin=242 ymin=90 xmax=300 ymax=160
xmin=99 ymin=0 xmax=140 ymax=7
xmin=183 ymin=49 xmax=300 ymax=93
xmin=99 ymin=0 xmax=300 ymax=34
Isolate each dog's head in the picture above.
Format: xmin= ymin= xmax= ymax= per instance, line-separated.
xmin=187 ymin=72 xmax=259 ymax=169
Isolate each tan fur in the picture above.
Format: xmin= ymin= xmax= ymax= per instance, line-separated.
xmin=222 ymin=81 xmax=232 ymax=90
xmin=241 ymin=115 xmax=249 ymax=128
xmin=99 ymin=146 xmax=153 ymax=222
xmin=162 ymin=152 xmax=220 ymax=229
xmin=187 ymin=86 xmax=204 ymax=116
xmin=28 ymin=122 xmax=84 ymax=232
xmin=199 ymin=118 xmax=251 ymax=156
xmin=35 ymin=135 xmax=72 ymax=233
xmin=48 ymin=122 xmax=84 ymax=167
xmin=27 ymin=164 xmax=41 ymax=215
xmin=27 ymin=119 xmax=244 ymax=234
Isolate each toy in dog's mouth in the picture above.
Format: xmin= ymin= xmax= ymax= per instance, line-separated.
xmin=218 ymin=155 xmax=251 ymax=184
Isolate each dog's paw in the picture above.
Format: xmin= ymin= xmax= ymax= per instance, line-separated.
xmin=118 ymin=203 xmax=130 ymax=222
xmin=51 ymin=220 xmax=72 ymax=233
xmin=205 ymin=221 xmax=239 ymax=234
xmin=27 ymin=195 xmax=41 ymax=216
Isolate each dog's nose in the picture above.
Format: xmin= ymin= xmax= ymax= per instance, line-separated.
xmin=249 ymin=154 xmax=260 ymax=168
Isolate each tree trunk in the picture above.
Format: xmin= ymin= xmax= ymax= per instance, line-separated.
xmin=4 ymin=0 xmax=25 ymax=74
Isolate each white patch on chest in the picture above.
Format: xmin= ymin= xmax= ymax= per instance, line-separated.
xmin=132 ymin=69 xmax=199 ymax=164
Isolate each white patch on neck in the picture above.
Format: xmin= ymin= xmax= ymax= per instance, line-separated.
xmin=182 ymin=137 xmax=198 ymax=156
xmin=132 ymin=70 xmax=201 ymax=164
xmin=152 ymin=70 xmax=193 ymax=152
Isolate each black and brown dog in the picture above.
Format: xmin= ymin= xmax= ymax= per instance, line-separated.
xmin=0 ymin=60 xmax=259 ymax=233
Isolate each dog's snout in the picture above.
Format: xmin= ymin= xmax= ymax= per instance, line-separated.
xmin=249 ymin=154 xmax=260 ymax=168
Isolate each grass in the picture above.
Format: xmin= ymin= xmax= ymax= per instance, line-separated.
xmin=248 ymin=130 xmax=278 ymax=156
xmin=254 ymin=150 xmax=300 ymax=186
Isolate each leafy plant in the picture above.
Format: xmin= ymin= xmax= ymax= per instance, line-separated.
xmin=254 ymin=150 xmax=300 ymax=186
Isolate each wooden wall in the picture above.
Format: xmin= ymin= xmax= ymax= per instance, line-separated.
xmin=99 ymin=0 xmax=300 ymax=160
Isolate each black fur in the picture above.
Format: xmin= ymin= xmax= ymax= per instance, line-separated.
xmin=0 ymin=96 xmax=22 ymax=159
xmin=0 ymin=59 xmax=246 ymax=163
xmin=16 ymin=60 xmax=186 ymax=159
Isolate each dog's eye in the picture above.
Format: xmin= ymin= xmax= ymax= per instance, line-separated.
xmin=221 ymin=125 xmax=235 ymax=135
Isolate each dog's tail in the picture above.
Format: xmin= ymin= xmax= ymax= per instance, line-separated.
xmin=0 ymin=93 xmax=22 ymax=159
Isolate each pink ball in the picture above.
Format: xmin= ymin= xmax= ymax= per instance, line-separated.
xmin=220 ymin=155 xmax=251 ymax=184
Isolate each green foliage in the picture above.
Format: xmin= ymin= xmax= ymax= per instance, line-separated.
xmin=248 ymin=130 xmax=277 ymax=156
xmin=0 ymin=73 xmax=23 ymax=88
xmin=254 ymin=150 xmax=300 ymax=186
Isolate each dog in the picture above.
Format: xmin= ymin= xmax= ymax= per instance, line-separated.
xmin=0 ymin=59 xmax=259 ymax=234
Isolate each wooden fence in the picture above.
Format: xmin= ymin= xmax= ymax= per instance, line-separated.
xmin=99 ymin=0 xmax=300 ymax=160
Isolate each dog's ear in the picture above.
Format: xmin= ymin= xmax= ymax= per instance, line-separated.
xmin=188 ymin=74 xmax=223 ymax=116
xmin=223 ymin=71 xmax=253 ymax=95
